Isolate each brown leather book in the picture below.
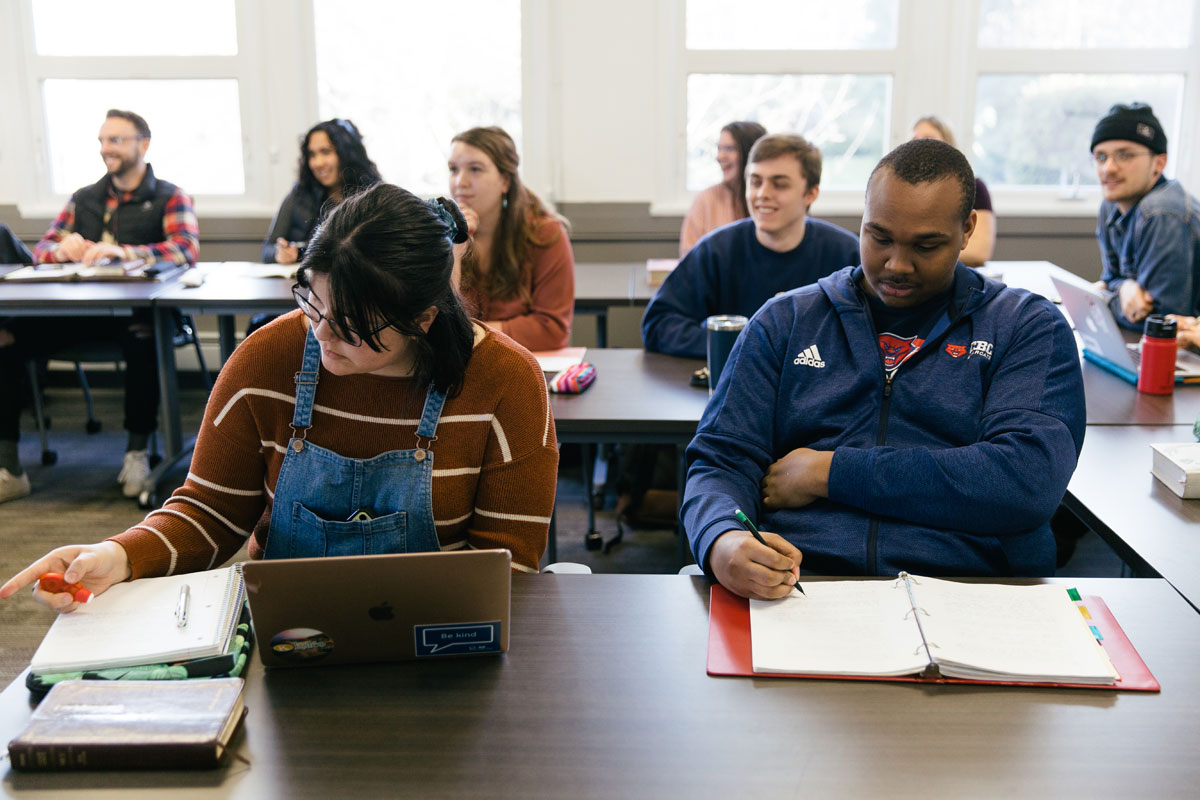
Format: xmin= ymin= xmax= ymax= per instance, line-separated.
xmin=8 ymin=678 xmax=246 ymax=771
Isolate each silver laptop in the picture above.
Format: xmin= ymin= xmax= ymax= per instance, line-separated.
xmin=1050 ymin=276 xmax=1200 ymax=380
xmin=241 ymin=549 xmax=512 ymax=668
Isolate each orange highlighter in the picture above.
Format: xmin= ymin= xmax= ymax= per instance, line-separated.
xmin=38 ymin=573 xmax=93 ymax=604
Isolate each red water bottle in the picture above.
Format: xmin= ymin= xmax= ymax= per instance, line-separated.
xmin=1137 ymin=314 xmax=1177 ymax=395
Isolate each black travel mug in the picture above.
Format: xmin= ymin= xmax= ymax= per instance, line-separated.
xmin=705 ymin=315 xmax=748 ymax=395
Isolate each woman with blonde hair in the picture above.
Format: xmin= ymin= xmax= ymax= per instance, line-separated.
xmin=449 ymin=127 xmax=574 ymax=351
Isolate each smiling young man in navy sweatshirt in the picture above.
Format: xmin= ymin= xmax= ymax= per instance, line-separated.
xmin=683 ymin=138 xmax=1086 ymax=600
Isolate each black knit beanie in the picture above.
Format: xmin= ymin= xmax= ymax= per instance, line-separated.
xmin=1090 ymin=103 xmax=1167 ymax=154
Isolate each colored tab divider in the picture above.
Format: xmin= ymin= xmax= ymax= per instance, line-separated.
xmin=1089 ymin=625 xmax=1103 ymax=642
xmin=1066 ymin=587 xmax=1081 ymax=602
xmin=1078 ymin=605 xmax=1093 ymax=620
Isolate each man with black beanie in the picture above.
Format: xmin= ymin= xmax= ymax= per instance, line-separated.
xmin=1091 ymin=102 xmax=1200 ymax=329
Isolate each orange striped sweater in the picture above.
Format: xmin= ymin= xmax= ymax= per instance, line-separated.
xmin=110 ymin=311 xmax=557 ymax=574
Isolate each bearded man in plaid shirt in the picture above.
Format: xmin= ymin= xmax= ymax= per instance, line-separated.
xmin=0 ymin=109 xmax=198 ymax=504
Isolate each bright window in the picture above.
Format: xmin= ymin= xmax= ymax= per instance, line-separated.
xmin=978 ymin=0 xmax=1193 ymax=48
xmin=973 ymin=74 xmax=1183 ymax=190
xmin=686 ymin=0 xmax=898 ymax=49
xmin=687 ymin=74 xmax=889 ymax=190
xmin=43 ymin=79 xmax=247 ymax=196
xmin=313 ymin=0 xmax=522 ymax=197
xmin=31 ymin=0 xmax=238 ymax=56
xmin=974 ymin=1 xmax=1194 ymax=191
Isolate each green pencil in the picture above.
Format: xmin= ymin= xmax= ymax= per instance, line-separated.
xmin=733 ymin=508 xmax=805 ymax=595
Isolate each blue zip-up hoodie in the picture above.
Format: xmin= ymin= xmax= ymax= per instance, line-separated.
xmin=683 ymin=263 xmax=1086 ymax=578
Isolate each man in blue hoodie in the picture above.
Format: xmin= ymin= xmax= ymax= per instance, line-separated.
xmin=683 ymin=139 xmax=1086 ymax=599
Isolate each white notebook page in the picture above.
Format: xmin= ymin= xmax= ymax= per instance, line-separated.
xmin=914 ymin=578 xmax=1117 ymax=682
xmin=30 ymin=567 xmax=238 ymax=674
xmin=750 ymin=580 xmax=927 ymax=676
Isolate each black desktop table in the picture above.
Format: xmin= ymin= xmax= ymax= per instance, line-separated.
xmin=2 ymin=574 xmax=1198 ymax=798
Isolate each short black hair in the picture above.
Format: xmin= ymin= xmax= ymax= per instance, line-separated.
xmin=105 ymin=109 xmax=151 ymax=139
xmin=868 ymin=139 xmax=975 ymax=224
xmin=300 ymin=183 xmax=474 ymax=394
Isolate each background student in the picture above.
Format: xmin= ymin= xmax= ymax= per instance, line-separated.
xmin=911 ymin=115 xmax=996 ymax=266
xmin=0 ymin=109 xmax=198 ymax=504
xmin=261 ymin=118 xmax=382 ymax=265
xmin=0 ymin=184 xmax=559 ymax=610
xmin=679 ymin=121 xmax=767 ymax=255
xmin=449 ymin=126 xmax=575 ymax=352
xmin=643 ymin=133 xmax=860 ymax=359
xmin=1090 ymin=103 xmax=1200 ymax=328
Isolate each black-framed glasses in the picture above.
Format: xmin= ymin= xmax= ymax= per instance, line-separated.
xmin=292 ymin=283 xmax=395 ymax=347
xmin=1092 ymin=149 xmax=1154 ymax=166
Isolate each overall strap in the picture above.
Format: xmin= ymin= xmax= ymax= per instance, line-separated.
xmin=414 ymin=384 xmax=448 ymax=450
xmin=291 ymin=327 xmax=323 ymax=438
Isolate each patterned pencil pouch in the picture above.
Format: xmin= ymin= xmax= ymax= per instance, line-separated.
xmin=548 ymin=363 xmax=597 ymax=394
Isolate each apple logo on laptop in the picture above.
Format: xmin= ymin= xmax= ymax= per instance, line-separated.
xmin=368 ymin=602 xmax=395 ymax=621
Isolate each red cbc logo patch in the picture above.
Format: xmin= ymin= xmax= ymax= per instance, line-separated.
xmin=944 ymin=344 xmax=967 ymax=358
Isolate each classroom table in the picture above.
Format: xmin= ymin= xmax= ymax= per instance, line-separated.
xmin=548 ymin=348 xmax=707 ymax=564
xmin=1082 ymin=361 xmax=1200 ymax=425
xmin=1066 ymin=424 xmax=1200 ymax=608
xmin=2 ymin=574 xmax=1198 ymax=798
xmin=0 ymin=273 xmax=182 ymax=490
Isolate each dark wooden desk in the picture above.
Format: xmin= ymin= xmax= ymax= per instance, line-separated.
xmin=551 ymin=348 xmax=707 ymax=443
xmin=548 ymin=349 xmax=707 ymax=564
xmin=1083 ymin=362 xmax=1200 ymax=425
xmin=3 ymin=574 xmax=1199 ymax=798
xmin=1067 ymin=425 xmax=1200 ymax=606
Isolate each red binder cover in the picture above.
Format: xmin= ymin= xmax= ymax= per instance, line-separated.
xmin=706 ymin=585 xmax=1160 ymax=691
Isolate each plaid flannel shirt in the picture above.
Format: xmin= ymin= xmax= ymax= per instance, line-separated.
xmin=34 ymin=183 xmax=199 ymax=267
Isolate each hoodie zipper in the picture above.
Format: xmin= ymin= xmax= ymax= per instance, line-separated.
xmin=866 ymin=371 xmax=893 ymax=576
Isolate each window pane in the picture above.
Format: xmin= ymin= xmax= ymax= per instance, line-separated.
xmin=687 ymin=74 xmax=890 ymax=190
xmin=43 ymin=79 xmax=246 ymax=195
xmin=687 ymin=0 xmax=898 ymax=49
xmin=973 ymin=74 xmax=1182 ymax=188
xmin=33 ymin=0 xmax=237 ymax=56
xmin=313 ymin=0 xmax=521 ymax=197
xmin=978 ymin=0 xmax=1193 ymax=48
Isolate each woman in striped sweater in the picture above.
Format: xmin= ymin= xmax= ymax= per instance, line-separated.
xmin=2 ymin=183 xmax=559 ymax=611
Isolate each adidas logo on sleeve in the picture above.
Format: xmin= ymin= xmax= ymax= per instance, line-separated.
xmin=793 ymin=345 xmax=826 ymax=368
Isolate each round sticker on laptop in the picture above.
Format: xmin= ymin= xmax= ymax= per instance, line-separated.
xmin=270 ymin=628 xmax=334 ymax=662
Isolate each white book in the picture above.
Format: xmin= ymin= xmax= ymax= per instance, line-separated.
xmin=750 ymin=574 xmax=1118 ymax=685
xmin=30 ymin=566 xmax=245 ymax=676
xmin=1150 ymin=441 xmax=1200 ymax=499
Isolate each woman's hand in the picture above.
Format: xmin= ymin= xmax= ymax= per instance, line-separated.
xmin=273 ymin=237 xmax=299 ymax=265
xmin=0 ymin=542 xmax=133 ymax=613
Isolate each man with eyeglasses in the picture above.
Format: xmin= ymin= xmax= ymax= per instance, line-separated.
xmin=0 ymin=109 xmax=198 ymax=504
xmin=1091 ymin=103 xmax=1200 ymax=329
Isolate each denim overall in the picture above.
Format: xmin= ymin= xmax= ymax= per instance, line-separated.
xmin=263 ymin=328 xmax=445 ymax=559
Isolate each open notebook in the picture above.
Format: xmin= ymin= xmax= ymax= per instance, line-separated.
xmin=29 ymin=566 xmax=245 ymax=677
xmin=707 ymin=574 xmax=1159 ymax=691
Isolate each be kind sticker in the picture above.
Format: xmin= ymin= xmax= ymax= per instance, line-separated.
xmin=414 ymin=621 xmax=502 ymax=656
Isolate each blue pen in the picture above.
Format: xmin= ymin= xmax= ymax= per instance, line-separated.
xmin=734 ymin=508 xmax=805 ymax=595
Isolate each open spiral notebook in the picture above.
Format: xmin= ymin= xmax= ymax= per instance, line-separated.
xmin=707 ymin=574 xmax=1159 ymax=691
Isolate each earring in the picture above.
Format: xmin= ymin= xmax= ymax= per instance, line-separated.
xmin=502 ymin=196 xmax=509 ymax=210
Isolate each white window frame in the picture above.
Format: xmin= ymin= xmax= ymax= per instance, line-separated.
xmin=657 ymin=0 xmax=1200 ymax=218
xmin=1 ymin=0 xmax=549 ymax=218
